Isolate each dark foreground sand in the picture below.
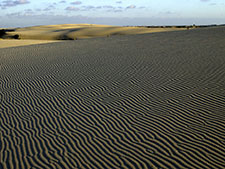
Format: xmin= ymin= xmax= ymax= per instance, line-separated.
xmin=0 ymin=27 xmax=225 ymax=169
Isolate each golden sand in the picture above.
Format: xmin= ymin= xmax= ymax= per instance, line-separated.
xmin=8 ymin=24 xmax=187 ymax=39
xmin=0 ymin=39 xmax=59 ymax=48
xmin=1 ymin=24 xmax=187 ymax=48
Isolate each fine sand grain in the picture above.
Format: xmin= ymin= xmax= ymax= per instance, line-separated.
xmin=0 ymin=27 xmax=225 ymax=169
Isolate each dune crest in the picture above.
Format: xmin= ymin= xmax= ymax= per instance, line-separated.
xmin=5 ymin=24 xmax=187 ymax=40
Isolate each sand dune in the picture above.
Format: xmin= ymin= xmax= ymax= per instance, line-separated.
xmin=1 ymin=24 xmax=188 ymax=48
xmin=5 ymin=24 xmax=187 ymax=40
xmin=0 ymin=27 xmax=225 ymax=169
xmin=0 ymin=39 xmax=59 ymax=48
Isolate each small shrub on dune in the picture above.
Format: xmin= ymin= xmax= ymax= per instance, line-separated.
xmin=0 ymin=29 xmax=6 ymax=38
xmin=14 ymin=34 xmax=20 ymax=39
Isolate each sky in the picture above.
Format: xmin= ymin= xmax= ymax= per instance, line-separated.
xmin=0 ymin=0 xmax=225 ymax=27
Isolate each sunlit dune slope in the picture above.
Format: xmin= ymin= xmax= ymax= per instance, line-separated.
xmin=0 ymin=39 xmax=59 ymax=48
xmin=7 ymin=24 xmax=187 ymax=40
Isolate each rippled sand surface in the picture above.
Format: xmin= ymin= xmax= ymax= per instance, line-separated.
xmin=0 ymin=27 xmax=225 ymax=169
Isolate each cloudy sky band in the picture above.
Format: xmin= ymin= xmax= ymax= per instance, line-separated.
xmin=0 ymin=0 xmax=224 ymax=27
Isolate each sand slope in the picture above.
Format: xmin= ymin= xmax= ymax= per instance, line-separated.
xmin=1 ymin=24 xmax=188 ymax=48
xmin=0 ymin=40 xmax=59 ymax=48
xmin=6 ymin=24 xmax=187 ymax=40
xmin=0 ymin=27 xmax=225 ymax=169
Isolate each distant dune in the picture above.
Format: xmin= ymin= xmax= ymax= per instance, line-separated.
xmin=5 ymin=24 xmax=188 ymax=40
xmin=0 ymin=26 xmax=225 ymax=169
xmin=0 ymin=39 xmax=59 ymax=48
xmin=0 ymin=24 xmax=189 ymax=48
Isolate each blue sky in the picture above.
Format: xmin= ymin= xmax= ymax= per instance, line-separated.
xmin=0 ymin=0 xmax=224 ymax=27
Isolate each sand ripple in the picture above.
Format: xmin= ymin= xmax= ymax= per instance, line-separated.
xmin=0 ymin=27 xmax=225 ymax=169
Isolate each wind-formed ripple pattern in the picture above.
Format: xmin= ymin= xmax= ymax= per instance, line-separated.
xmin=0 ymin=27 xmax=225 ymax=169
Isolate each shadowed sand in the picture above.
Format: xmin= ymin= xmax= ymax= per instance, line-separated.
xmin=0 ymin=27 xmax=225 ymax=169
xmin=1 ymin=24 xmax=188 ymax=48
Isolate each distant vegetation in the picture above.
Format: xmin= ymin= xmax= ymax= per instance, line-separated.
xmin=0 ymin=29 xmax=6 ymax=38
xmin=0 ymin=29 xmax=19 ymax=39
xmin=132 ymin=24 xmax=225 ymax=29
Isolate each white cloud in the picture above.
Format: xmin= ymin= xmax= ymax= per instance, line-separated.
xmin=200 ymin=0 xmax=210 ymax=2
xmin=126 ymin=5 xmax=136 ymax=9
xmin=59 ymin=0 xmax=66 ymax=3
xmin=71 ymin=1 xmax=82 ymax=5
xmin=65 ymin=6 xmax=80 ymax=11
xmin=1 ymin=0 xmax=30 ymax=8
